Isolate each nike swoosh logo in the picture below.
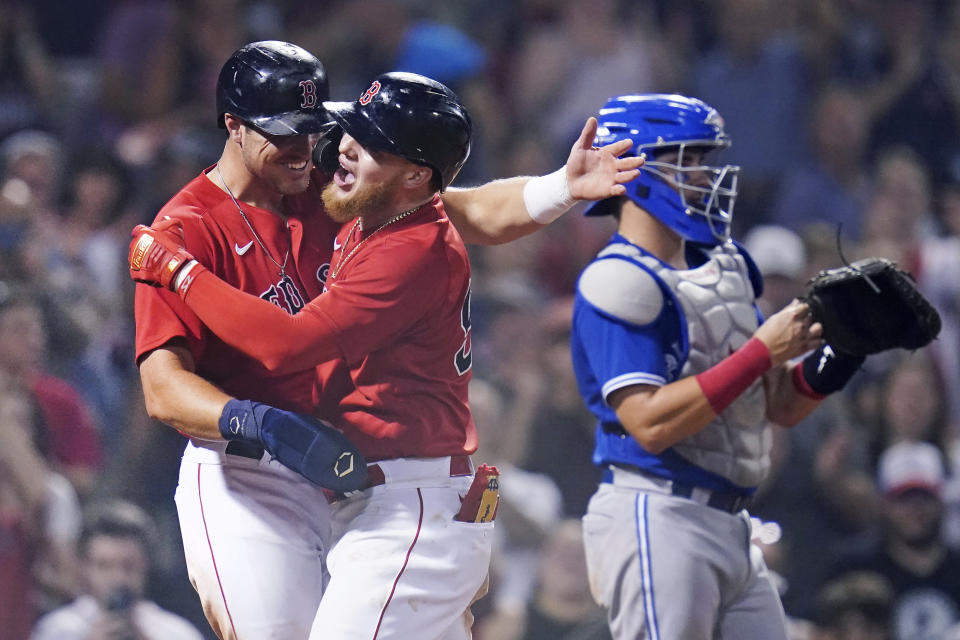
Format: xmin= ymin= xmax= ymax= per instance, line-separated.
xmin=333 ymin=238 xmax=342 ymax=250
xmin=235 ymin=240 xmax=254 ymax=256
xmin=817 ymin=345 xmax=834 ymax=374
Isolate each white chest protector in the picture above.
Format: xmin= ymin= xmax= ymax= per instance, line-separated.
xmin=591 ymin=241 xmax=771 ymax=487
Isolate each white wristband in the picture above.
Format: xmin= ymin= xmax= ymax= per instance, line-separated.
xmin=523 ymin=167 xmax=575 ymax=225
xmin=174 ymin=259 xmax=200 ymax=297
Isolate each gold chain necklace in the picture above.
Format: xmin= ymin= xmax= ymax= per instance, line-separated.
xmin=331 ymin=204 xmax=424 ymax=280
xmin=216 ymin=164 xmax=290 ymax=278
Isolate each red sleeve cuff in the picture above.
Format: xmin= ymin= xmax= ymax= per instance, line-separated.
xmin=791 ymin=362 xmax=827 ymax=400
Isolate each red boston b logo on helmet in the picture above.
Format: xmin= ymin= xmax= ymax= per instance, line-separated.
xmin=359 ymin=81 xmax=381 ymax=105
xmin=299 ymin=80 xmax=318 ymax=109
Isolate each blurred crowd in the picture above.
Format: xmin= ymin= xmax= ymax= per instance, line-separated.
xmin=2 ymin=0 xmax=960 ymax=638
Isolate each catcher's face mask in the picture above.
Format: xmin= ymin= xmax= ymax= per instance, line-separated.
xmin=585 ymin=94 xmax=740 ymax=246
xmin=639 ymin=144 xmax=739 ymax=244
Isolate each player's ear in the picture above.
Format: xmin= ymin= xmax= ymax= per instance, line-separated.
xmin=403 ymin=164 xmax=433 ymax=191
xmin=224 ymin=114 xmax=244 ymax=143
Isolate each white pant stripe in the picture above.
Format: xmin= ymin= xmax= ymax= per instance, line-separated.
xmin=636 ymin=494 xmax=661 ymax=640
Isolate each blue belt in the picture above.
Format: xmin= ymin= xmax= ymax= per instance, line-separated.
xmin=601 ymin=467 xmax=751 ymax=514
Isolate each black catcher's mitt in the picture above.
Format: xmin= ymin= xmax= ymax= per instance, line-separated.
xmin=802 ymin=257 xmax=941 ymax=357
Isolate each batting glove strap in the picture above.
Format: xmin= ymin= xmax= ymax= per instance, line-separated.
xmin=174 ymin=260 xmax=202 ymax=297
xmin=797 ymin=345 xmax=864 ymax=396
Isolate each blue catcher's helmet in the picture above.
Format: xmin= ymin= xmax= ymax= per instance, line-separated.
xmin=586 ymin=94 xmax=739 ymax=245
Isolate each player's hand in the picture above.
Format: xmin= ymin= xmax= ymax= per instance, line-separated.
xmin=128 ymin=218 xmax=195 ymax=292
xmin=753 ymin=300 xmax=823 ymax=366
xmin=564 ymin=117 xmax=644 ymax=201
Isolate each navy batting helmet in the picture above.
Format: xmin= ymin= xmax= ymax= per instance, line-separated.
xmin=321 ymin=72 xmax=471 ymax=192
xmin=216 ymin=41 xmax=330 ymax=135
xmin=586 ymin=94 xmax=740 ymax=245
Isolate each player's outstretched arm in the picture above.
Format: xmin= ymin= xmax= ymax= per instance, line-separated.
xmin=132 ymin=221 xmax=436 ymax=376
xmin=442 ymin=117 xmax=643 ymax=245
xmin=130 ymin=222 xmax=343 ymax=372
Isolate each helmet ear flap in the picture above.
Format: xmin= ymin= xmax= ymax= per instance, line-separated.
xmin=313 ymin=125 xmax=343 ymax=174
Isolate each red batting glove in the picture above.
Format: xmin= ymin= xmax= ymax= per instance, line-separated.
xmin=129 ymin=219 xmax=199 ymax=294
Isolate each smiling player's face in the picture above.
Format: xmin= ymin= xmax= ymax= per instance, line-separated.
xmin=240 ymin=125 xmax=320 ymax=196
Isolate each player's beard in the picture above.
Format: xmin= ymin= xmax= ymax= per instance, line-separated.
xmin=322 ymin=175 xmax=402 ymax=224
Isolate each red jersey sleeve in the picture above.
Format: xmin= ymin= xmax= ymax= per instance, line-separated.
xmin=181 ymin=214 xmax=447 ymax=374
xmin=181 ymin=269 xmax=341 ymax=372
xmin=134 ymin=208 xmax=219 ymax=364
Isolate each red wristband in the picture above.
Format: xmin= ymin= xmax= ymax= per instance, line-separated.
xmin=791 ymin=362 xmax=827 ymax=400
xmin=695 ymin=337 xmax=772 ymax=415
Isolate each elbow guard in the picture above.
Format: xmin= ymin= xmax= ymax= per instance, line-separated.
xmin=218 ymin=399 xmax=368 ymax=492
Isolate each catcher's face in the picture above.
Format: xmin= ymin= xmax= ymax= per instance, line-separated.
xmin=641 ymin=143 xmax=738 ymax=243
xmin=654 ymin=148 xmax=711 ymax=201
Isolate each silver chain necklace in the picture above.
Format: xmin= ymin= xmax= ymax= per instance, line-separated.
xmin=331 ymin=204 xmax=424 ymax=280
xmin=215 ymin=164 xmax=290 ymax=278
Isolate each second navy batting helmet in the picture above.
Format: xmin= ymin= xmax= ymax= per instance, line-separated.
xmin=586 ymin=94 xmax=740 ymax=245
xmin=321 ymin=72 xmax=472 ymax=192
xmin=216 ymin=41 xmax=330 ymax=135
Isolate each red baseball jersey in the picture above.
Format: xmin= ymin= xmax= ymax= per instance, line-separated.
xmin=183 ymin=196 xmax=476 ymax=461
xmin=134 ymin=166 xmax=346 ymax=413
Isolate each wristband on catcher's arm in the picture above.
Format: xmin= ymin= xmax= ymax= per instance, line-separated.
xmin=792 ymin=344 xmax=865 ymax=399
xmin=695 ymin=337 xmax=773 ymax=415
